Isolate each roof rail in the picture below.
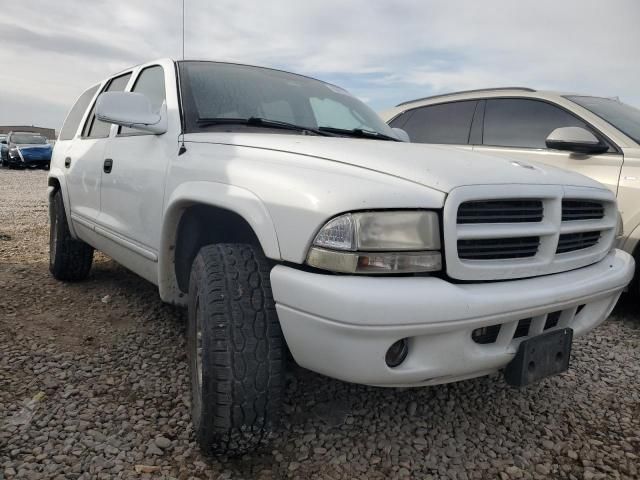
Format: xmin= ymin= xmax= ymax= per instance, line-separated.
xmin=395 ymin=87 xmax=536 ymax=107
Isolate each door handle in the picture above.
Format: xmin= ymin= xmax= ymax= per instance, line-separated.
xmin=103 ymin=158 xmax=113 ymax=174
xmin=64 ymin=157 xmax=71 ymax=168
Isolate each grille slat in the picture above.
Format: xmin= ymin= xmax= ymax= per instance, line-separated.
xmin=458 ymin=199 xmax=543 ymax=224
xmin=458 ymin=237 xmax=540 ymax=260
xmin=562 ymin=200 xmax=604 ymax=221
xmin=556 ymin=231 xmax=601 ymax=254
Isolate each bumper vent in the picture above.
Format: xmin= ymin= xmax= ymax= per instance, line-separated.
xmin=556 ymin=231 xmax=601 ymax=254
xmin=562 ymin=200 xmax=604 ymax=221
xmin=471 ymin=308 xmax=573 ymax=346
xmin=457 ymin=199 xmax=543 ymax=224
xmin=458 ymin=236 xmax=540 ymax=260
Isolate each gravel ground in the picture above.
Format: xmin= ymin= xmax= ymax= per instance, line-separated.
xmin=1 ymin=169 xmax=639 ymax=480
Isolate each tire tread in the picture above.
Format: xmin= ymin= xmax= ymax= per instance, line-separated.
xmin=189 ymin=243 xmax=284 ymax=456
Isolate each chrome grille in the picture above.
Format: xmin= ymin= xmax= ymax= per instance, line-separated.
xmin=457 ymin=199 xmax=543 ymax=224
xmin=444 ymin=185 xmax=617 ymax=281
xmin=458 ymin=237 xmax=539 ymax=260
xmin=562 ymin=199 xmax=604 ymax=221
xmin=556 ymin=231 xmax=601 ymax=254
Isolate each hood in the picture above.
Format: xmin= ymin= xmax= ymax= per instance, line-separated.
xmin=14 ymin=144 xmax=52 ymax=150
xmin=183 ymin=132 xmax=606 ymax=193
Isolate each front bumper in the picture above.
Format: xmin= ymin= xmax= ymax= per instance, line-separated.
xmin=271 ymin=249 xmax=634 ymax=387
xmin=8 ymin=149 xmax=51 ymax=168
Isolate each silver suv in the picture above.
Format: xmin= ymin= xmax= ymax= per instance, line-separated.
xmin=381 ymin=88 xmax=640 ymax=296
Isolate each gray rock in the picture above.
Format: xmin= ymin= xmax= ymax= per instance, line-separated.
xmin=154 ymin=436 xmax=171 ymax=449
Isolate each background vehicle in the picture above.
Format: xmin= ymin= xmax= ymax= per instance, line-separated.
xmin=0 ymin=134 xmax=8 ymax=166
xmin=5 ymin=131 xmax=52 ymax=169
xmin=48 ymin=61 xmax=633 ymax=456
xmin=382 ymin=88 xmax=640 ymax=296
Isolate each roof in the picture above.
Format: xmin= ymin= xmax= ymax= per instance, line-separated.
xmin=396 ymin=87 xmax=537 ymax=107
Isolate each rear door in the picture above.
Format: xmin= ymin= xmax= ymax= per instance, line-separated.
xmin=65 ymin=73 xmax=132 ymax=229
xmin=473 ymin=98 xmax=623 ymax=193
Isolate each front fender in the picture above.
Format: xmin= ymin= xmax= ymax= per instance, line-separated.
xmin=47 ymin=169 xmax=77 ymax=238
xmin=158 ymin=181 xmax=281 ymax=304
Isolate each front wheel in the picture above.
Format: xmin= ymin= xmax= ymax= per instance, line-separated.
xmin=49 ymin=190 xmax=94 ymax=281
xmin=187 ymin=243 xmax=285 ymax=456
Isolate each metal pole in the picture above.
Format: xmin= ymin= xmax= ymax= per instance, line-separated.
xmin=182 ymin=0 xmax=185 ymax=60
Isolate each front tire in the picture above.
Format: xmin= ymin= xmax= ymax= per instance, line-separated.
xmin=187 ymin=244 xmax=285 ymax=456
xmin=49 ymin=190 xmax=94 ymax=281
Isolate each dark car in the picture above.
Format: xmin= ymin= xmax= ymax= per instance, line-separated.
xmin=6 ymin=132 xmax=52 ymax=169
xmin=0 ymin=134 xmax=8 ymax=166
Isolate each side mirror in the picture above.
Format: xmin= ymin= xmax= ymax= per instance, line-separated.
xmin=392 ymin=127 xmax=410 ymax=142
xmin=96 ymin=91 xmax=167 ymax=134
xmin=545 ymin=127 xmax=608 ymax=155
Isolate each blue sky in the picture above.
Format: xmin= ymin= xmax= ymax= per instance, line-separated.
xmin=0 ymin=0 xmax=638 ymax=130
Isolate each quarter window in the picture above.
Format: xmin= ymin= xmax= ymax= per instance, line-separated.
xmin=120 ymin=65 xmax=166 ymax=135
xmin=483 ymin=99 xmax=589 ymax=149
xmin=59 ymin=85 xmax=99 ymax=141
xmin=396 ymin=101 xmax=478 ymax=144
xmin=82 ymin=73 xmax=132 ymax=139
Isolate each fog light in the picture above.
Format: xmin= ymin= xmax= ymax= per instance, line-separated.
xmin=385 ymin=338 xmax=409 ymax=368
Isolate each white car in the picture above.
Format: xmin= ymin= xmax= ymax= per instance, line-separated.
xmin=381 ymin=88 xmax=640 ymax=296
xmin=48 ymin=60 xmax=634 ymax=455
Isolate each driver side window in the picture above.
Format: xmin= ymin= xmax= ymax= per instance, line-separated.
xmin=119 ymin=65 xmax=166 ymax=135
xmin=483 ymin=99 xmax=595 ymax=150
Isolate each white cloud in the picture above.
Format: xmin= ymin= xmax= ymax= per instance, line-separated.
xmin=0 ymin=0 xmax=638 ymax=129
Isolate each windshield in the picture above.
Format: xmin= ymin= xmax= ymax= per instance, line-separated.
xmin=179 ymin=61 xmax=395 ymax=138
xmin=566 ymin=95 xmax=640 ymax=145
xmin=11 ymin=133 xmax=48 ymax=145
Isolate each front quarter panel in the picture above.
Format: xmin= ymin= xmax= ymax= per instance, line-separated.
xmin=618 ymin=147 xmax=640 ymax=255
xmin=166 ymin=140 xmax=446 ymax=264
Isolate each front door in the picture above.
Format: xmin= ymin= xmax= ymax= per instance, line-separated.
xmin=98 ymin=64 xmax=173 ymax=260
xmin=473 ymin=98 xmax=623 ymax=194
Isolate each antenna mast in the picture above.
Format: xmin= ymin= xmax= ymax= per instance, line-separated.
xmin=181 ymin=0 xmax=185 ymax=60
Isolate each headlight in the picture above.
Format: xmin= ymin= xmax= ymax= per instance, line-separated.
xmin=307 ymin=211 xmax=442 ymax=274
xmin=8 ymin=147 xmax=18 ymax=158
xmin=616 ymin=211 xmax=624 ymax=240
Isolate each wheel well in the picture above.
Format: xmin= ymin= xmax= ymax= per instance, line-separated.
xmin=48 ymin=177 xmax=60 ymax=191
xmin=174 ymin=204 xmax=261 ymax=292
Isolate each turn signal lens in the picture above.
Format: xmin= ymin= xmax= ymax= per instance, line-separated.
xmin=306 ymin=248 xmax=441 ymax=274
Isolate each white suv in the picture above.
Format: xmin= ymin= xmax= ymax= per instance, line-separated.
xmin=381 ymin=88 xmax=640 ymax=295
xmin=49 ymin=61 xmax=633 ymax=455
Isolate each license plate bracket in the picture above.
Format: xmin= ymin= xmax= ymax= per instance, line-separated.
xmin=504 ymin=328 xmax=573 ymax=387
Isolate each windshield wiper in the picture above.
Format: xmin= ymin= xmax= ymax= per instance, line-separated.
xmin=196 ymin=117 xmax=336 ymax=137
xmin=317 ymin=126 xmax=400 ymax=141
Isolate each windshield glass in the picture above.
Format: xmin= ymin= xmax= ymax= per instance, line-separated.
xmin=11 ymin=133 xmax=48 ymax=145
xmin=179 ymin=61 xmax=395 ymax=138
xmin=566 ymin=95 xmax=640 ymax=145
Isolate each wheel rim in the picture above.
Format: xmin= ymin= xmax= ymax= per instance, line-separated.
xmin=195 ymin=296 xmax=203 ymax=391
xmin=50 ymin=214 xmax=58 ymax=264
xmin=191 ymin=294 xmax=203 ymax=427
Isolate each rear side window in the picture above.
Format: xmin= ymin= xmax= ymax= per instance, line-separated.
xmin=82 ymin=73 xmax=132 ymax=139
xmin=120 ymin=65 xmax=166 ymax=135
xmin=59 ymin=85 xmax=99 ymax=141
xmin=398 ymin=101 xmax=478 ymax=144
xmin=483 ymin=99 xmax=589 ymax=149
